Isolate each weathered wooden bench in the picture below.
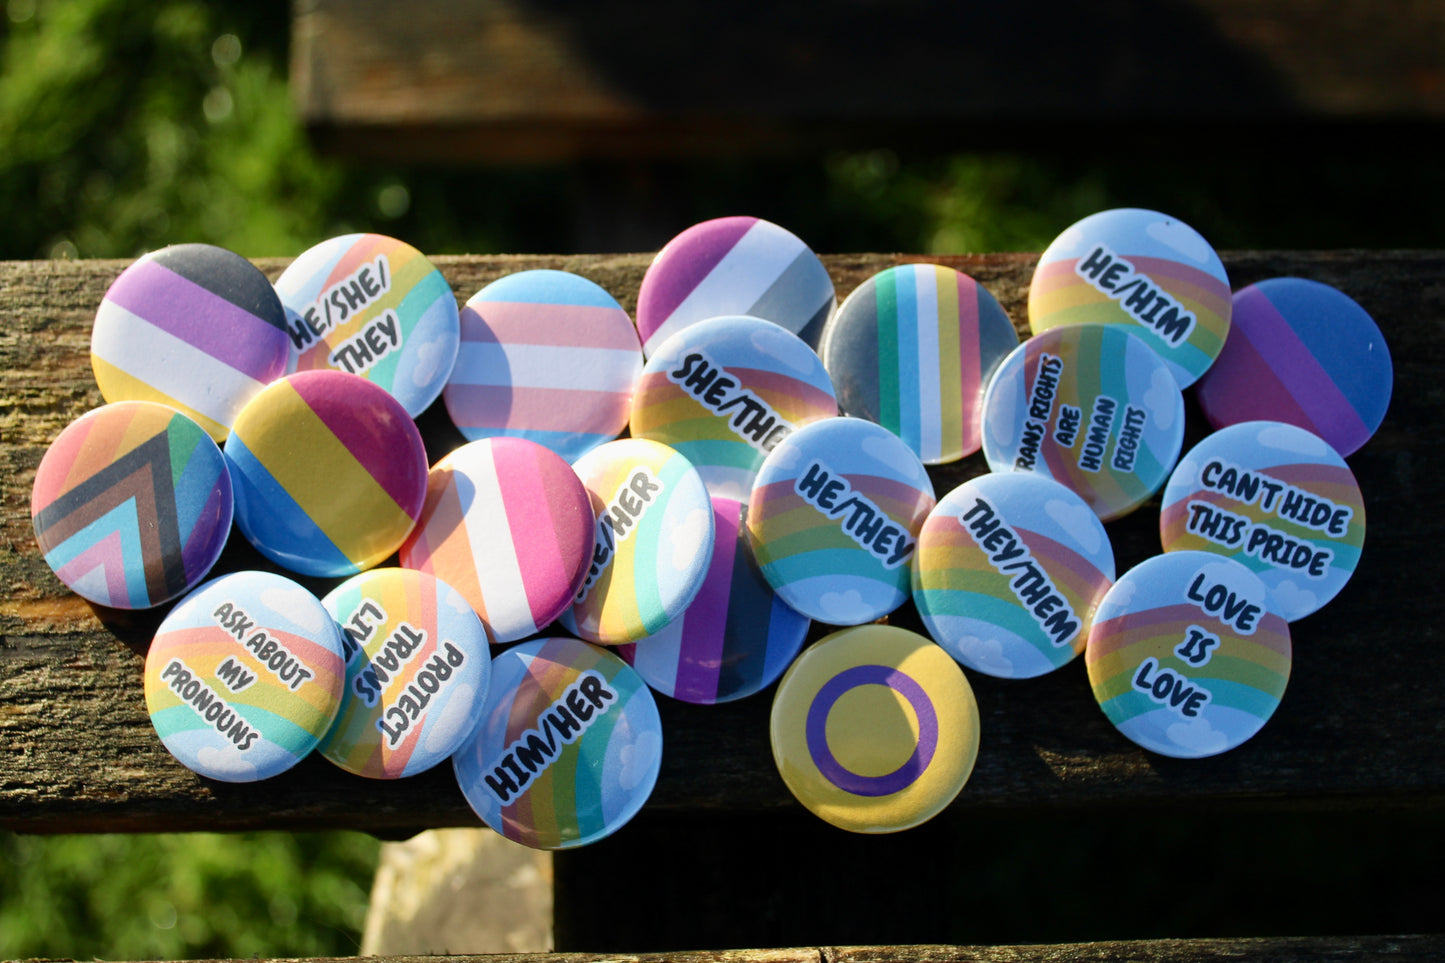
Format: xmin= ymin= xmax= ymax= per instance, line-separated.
xmin=2 ymin=251 xmax=1442 ymax=961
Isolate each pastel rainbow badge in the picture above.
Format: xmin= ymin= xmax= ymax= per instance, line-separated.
xmin=275 ymin=233 xmax=460 ymax=417
xmin=318 ymin=567 xmax=491 ymax=779
xmin=399 ymin=437 xmax=596 ymax=643
xmin=769 ymin=624 xmax=980 ymax=833
xmin=561 ymin=439 xmax=715 ymax=645
xmin=31 ymin=401 xmax=233 ymax=610
xmin=981 ymin=323 xmax=1185 ymax=522
xmin=630 ymin=314 xmax=838 ymax=499
xmin=224 ymin=370 xmax=429 ymax=578
xmin=1028 ymin=208 xmax=1231 ymax=388
xmin=747 ymin=417 xmax=936 ymax=625
xmin=1194 ymin=278 xmax=1393 ymax=457
xmin=452 ymin=636 xmax=662 ymax=850
xmin=912 ymin=472 xmax=1115 ymax=679
xmin=636 ymin=216 xmax=836 ymax=355
xmin=618 ymin=496 xmax=810 ymax=704
xmin=90 ymin=243 xmax=291 ymax=441
xmin=820 ymin=264 xmax=1019 ymax=464
xmin=1160 ymin=421 xmax=1365 ymax=622
xmin=443 ymin=269 xmax=643 ymax=462
xmin=1086 ymin=551 xmax=1291 ymax=759
xmin=144 ymin=571 xmax=347 ymax=782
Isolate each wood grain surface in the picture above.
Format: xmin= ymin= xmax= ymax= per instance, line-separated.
xmin=2 ymin=250 xmax=1441 ymax=835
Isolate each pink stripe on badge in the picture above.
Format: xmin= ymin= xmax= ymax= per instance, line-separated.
xmin=445 ymin=383 xmax=633 ymax=432
xmin=103 ymin=259 xmax=287 ymax=381
xmin=463 ymin=301 xmax=642 ymax=350
xmin=496 ymin=440 xmax=589 ymax=629
xmin=671 ymin=498 xmax=741 ymax=703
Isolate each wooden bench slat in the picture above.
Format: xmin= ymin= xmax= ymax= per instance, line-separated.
xmin=2 ymin=251 xmax=1441 ymax=835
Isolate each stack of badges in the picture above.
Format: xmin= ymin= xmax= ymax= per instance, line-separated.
xmin=821 ymin=263 xmax=1019 ymax=464
xmin=144 ymin=572 xmax=346 ymax=782
xmin=274 ymin=233 xmax=460 ymax=417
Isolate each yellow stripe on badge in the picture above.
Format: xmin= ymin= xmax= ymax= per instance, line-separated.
xmin=236 ymin=379 xmax=415 ymax=559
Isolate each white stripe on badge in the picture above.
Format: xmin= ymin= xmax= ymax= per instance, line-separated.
xmin=456 ymin=444 xmax=533 ymax=639
xmin=451 ymin=342 xmax=642 ymax=392
xmin=914 ymin=265 xmax=943 ymax=462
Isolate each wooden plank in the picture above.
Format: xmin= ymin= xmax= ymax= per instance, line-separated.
xmin=1 ymin=251 xmax=1442 ymax=835
xmin=291 ymin=0 xmax=1445 ymax=162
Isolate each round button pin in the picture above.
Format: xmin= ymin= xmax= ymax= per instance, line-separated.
xmin=275 ymin=233 xmax=460 ymax=417
xmin=225 ymin=370 xmax=429 ymax=578
xmin=770 ymin=624 xmax=980 ymax=833
xmin=981 ymin=323 xmax=1185 ymax=522
xmin=912 ymin=472 xmax=1115 ymax=679
xmin=144 ymin=571 xmax=346 ymax=782
xmin=1160 ymin=421 xmax=1365 ymax=621
xmin=560 ymin=438 xmax=715 ymax=645
xmin=443 ymin=269 xmax=643 ymax=462
xmin=820 ymin=263 xmax=1019 ymax=464
xmin=453 ymin=636 xmax=663 ymax=850
xmin=618 ymin=496 xmax=810 ymax=704
xmin=630 ymin=314 xmax=838 ymax=499
xmin=31 ymin=401 xmax=232 ymax=610
xmin=90 ymin=243 xmax=291 ymax=441
xmin=1086 ymin=551 xmax=1291 ymax=759
xmin=747 ymin=416 xmax=936 ymax=625
xmin=399 ymin=437 xmax=596 ymax=643
xmin=1028 ymin=208 xmax=1231 ymax=389
xmin=318 ymin=567 xmax=491 ymax=779
xmin=1194 ymin=277 xmax=1393 ymax=457
xmin=636 ymin=216 xmax=836 ymax=355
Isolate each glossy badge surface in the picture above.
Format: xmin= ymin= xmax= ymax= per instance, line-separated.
xmin=561 ymin=438 xmax=715 ymax=645
xmin=630 ymin=314 xmax=838 ymax=499
xmin=444 ymin=269 xmax=643 ymax=462
xmin=635 ymin=216 xmax=836 ymax=355
xmin=982 ymin=324 xmax=1185 ymax=521
xmin=400 ymin=437 xmax=595 ymax=643
xmin=32 ymin=401 xmax=232 ymax=609
xmin=91 ymin=243 xmax=290 ymax=441
xmin=225 ymin=370 xmax=429 ymax=577
xmin=913 ymin=472 xmax=1114 ymax=679
xmin=453 ymin=636 xmax=663 ymax=850
xmin=144 ymin=571 xmax=346 ymax=782
xmin=1086 ymin=551 xmax=1291 ymax=759
xmin=1160 ymin=421 xmax=1365 ymax=621
xmin=820 ymin=264 xmax=1018 ymax=464
xmin=771 ymin=624 xmax=980 ymax=833
xmin=275 ymin=233 xmax=460 ymax=417
xmin=619 ymin=496 xmax=810 ymax=704
xmin=1028 ymin=208 xmax=1231 ymax=388
xmin=318 ymin=567 xmax=491 ymax=778
xmin=747 ymin=417 xmax=936 ymax=625
xmin=1194 ymin=278 xmax=1392 ymax=457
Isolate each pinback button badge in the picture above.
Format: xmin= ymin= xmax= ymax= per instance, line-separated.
xmin=144 ymin=571 xmax=346 ymax=782
xmin=1194 ymin=277 xmax=1393 ymax=458
xmin=1160 ymin=421 xmax=1365 ymax=621
xmin=1086 ymin=551 xmax=1291 ymax=759
xmin=225 ymin=370 xmax=429 ymax=578
xmin=399 ymin=437 xmax=596 ymax=643
xmin=560 ymin=438 xmax=715 ymax=645
xmin=630 ymin=314 xmax=839 ymax=499
xmin=820 ymin=264 xmax=1019 ymax=464
xmin=453 ymin=636 xmax=663 ymax=850
xmin=981 ymin=323 xmax=1185 ymax=522
xmin=748 ymin=416 xmax=936 ymax=625
xmin=618 ymin=496 xmax=810 ymax=705
xmin=443 ymin=269 xmax=643 ymax=462
xmin=1028 ymin=208 xmax=1232 ymax=389
xmin=274 ymin=233 xmax=460 ymax=417
xmin=770 ymin=624 xmax=980 ymax=833
xmin=90 ymin=243 xmax=291 ymax=441
xmin=318 ymin=567 xmax=491 ymax=779
xmin=636 ymin=216 xmax=836 ymax=355
xmin=31 ymin=401 xmax=232 ymax=610
xmin=912 ymin=472 xmax=1115 ymax=679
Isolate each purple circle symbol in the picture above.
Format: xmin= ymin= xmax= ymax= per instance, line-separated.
xmin=804 ymin=664 xmax=939 ymax=796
